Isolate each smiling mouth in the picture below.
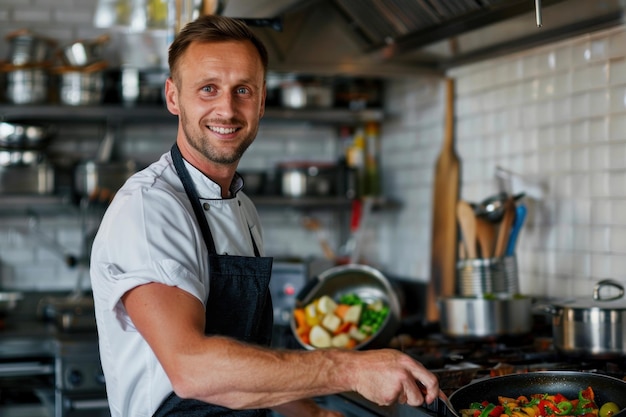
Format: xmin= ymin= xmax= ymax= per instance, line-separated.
xmin=209 ymin=126 xmax=238 ymax=134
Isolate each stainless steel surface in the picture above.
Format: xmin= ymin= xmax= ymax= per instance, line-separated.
xmin=0 ymin=161 xmax=55 ymax=194
xmin=439 ymin=295 xmax=533 ymax=337
xmin=58 ymin=70 xmax=105 ymax=106
xmin=456 ymin=256 xmax=519 ymax=297
xmin=547 ymin=279 xmax=626 ymax=357
xmin=74 ymin=160 xmax=137 ymax=197
xmin=60 ymin=35 xmax=109 ymax=67
xmin=4 ymin=66 xmax=48 ymax=104
xmin=291 ymin=263 xmax=401 ymax=350
xmin=221 ymin=0 xmax=625 ymax=75
xmin=277 ymin=162 xmax=339 ymax=197
xmin=5 ymin=30 xmax=56 ymax=65
xmin=0 ymin=292 xmax=23 ymax=317
xmin=0 ymin=121 xmax=54 ymax=149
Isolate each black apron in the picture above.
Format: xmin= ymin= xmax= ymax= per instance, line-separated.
xmin=153 ymin=144 xmax=274 ymax=417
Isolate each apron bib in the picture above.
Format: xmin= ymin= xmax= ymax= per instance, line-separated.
xmin=153 ymin=144 xmax=273 ymax=417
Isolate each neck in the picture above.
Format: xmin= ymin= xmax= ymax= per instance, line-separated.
xmin=176 ymin=139 xmax=236 ymax=198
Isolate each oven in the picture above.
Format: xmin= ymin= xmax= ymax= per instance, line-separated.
xmin=54 ymin=338 xmax=109 ymax=417
xmin=0 ymin=293 xmax=109 ymax=417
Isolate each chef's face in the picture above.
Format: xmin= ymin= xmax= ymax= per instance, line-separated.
xmin=166 ymin=40 xmax=266 ymax=166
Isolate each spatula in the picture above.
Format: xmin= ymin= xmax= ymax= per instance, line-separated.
xmin=494 ymin=197 xmax=516 ymax=258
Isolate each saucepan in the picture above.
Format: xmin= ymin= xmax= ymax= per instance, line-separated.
xmin=444 ymin=371 xmax=626 ymax=417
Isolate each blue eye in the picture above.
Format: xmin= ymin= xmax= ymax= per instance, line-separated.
xmin=202 ymin=85 xmax=215 ymax=93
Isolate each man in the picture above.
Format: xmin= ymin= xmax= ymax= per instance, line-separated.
xmin=90 ymin=14 xmax=441 ymax=417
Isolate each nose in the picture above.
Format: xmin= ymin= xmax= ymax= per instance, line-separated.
xmin=213 ymin=92 xmax=236 ymax=118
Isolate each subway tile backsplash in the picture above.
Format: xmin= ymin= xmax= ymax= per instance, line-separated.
xmin=377 ymin=24 xmax=626 ymax=298
xmin=1 ymin=0 xmax=626 ymax=300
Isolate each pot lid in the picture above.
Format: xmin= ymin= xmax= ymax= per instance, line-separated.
xmin=558 ymin=279 xmax=626 ymax=310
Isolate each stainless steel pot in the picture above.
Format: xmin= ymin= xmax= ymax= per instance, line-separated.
xmin=3 ymin=65 xmax=48 ymax=104
xmin=56 ymin=65 xmax=105 ymax=106
xmin=74 ymin=159 xmax=137 ymax=198
xmin=439 ymin=295 xmax=533 ymax=337
xmin=0 ymin=121 xmax=55 ymax=149
xmin=545 ymin=279 xmax=626 ymax=357
xmin=0 ymin=292 xmax=23 ymax=318
xmin=60 ymin=34 xmax=109 ymax=67
xmin=277 ymin=161 xmax=339 ymax=197
xmin=5 ymin=29 xmax=56 ymax=65
xmin=0 ymin=160 xmax=55 ymax=194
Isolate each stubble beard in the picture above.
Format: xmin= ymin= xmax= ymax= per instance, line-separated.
xmin=180 ymin=110 xmax=258 ymax=165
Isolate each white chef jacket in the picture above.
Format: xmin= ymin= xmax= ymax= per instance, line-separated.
xmin=90 ymin=150 xmax=264 ymax=417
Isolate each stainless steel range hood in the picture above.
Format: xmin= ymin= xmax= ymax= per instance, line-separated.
xmin=222 ymin=0 xmax=626 ymax=77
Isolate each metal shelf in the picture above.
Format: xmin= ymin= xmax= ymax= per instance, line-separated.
xmin=0 ymin=104 xmax=384 ymax=125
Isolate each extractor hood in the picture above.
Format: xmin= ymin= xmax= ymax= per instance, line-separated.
xmin=221 ymin=0 xmax=626 ymax=77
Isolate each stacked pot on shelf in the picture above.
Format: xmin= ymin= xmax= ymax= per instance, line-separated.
xmin=0 ymin=29 xmax=109 ymax=106
xmin=0 ymin=120 xmax=57 ymax=194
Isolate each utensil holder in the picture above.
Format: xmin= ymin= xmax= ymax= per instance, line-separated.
xmin=456 ymin=255 xmax=519 ymax=297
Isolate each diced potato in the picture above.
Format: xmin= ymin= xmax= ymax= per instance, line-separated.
xmin=331 ymin=333 xmax=351 ymax=348
xmin=349 ymin=326 xmax=368 ymax=342
xmin=304 ymin=302 xmax=319 ymax=326
xmin=343 ymin=304 xmax=362 ymax=324
xmin=309 ymin=325 xmax=331 ymax=348
xmin=316 ymin=295 xmax=337 ymax=315
xmin=321 ymin=313 xmax=341 ymax=332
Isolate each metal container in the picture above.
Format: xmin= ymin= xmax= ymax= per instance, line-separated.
xmin=4 ymin=66 xmax=48 ymax=104
xmin=74 ymin=160 xmax=137 ymax=198
xmin=53 ymin=61 xmax=107 ymax=106
xmin=546 ymin=279 xmax=626 ymax=357
xmin=0 ymin=292 xmax=23 ymax=317
xmin=291 ymin=264 xmax=401 ymax=350
xmin=0 ymin=149 xmax=45 ymax=166
xmin=0 ymin=121 xmax=55 ymax=149
xmin=457 ymin=255 xmax=519 ymax=297
xmin=0 ymin=161 xmax=55 ymax=194
xmin=280 ymin=76 xmax=334 ymax=109
xmin=439 ymin=295 xmax=533 ymax=338
xmin=6 ymin=29 xmax=56 ymax=65
xmin=277 ymin=161 xmax=339 ymax=197
xmin=60 ymin=34 xmax=109 ymax=67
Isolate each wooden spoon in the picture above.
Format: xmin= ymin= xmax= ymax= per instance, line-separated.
xmin=493 ymin=197 xmax=516 ymax=258
xmin=475 ymin=217 xmax=496 ymax=258
xmin=457 ymin=200 xmax=477 ymax=259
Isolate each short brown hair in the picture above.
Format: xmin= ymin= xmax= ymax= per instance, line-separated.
xmin=168 ymin=15 xmax=269 ymax=82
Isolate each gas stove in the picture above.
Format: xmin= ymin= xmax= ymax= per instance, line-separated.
xmin=310 ymin=315 xmax=626 ymax=417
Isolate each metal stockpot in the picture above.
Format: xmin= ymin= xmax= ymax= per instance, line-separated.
xmin=3 ymin=65 xmax=48 ymax=104
xmin=545 ymin=279 xmax=626 ymax=357
xmin=6 ymin=29 xmax=56 ymax=65
xmin=53 ymin=61 xmax=107 ymax=106
xmin=439 ymin=295 xmax=533 ymax=338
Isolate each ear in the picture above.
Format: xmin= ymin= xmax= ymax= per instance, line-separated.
xmin=165 ymin=77 xmax=180 ymax=115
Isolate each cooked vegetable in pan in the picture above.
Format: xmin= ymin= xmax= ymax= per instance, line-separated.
xmin=460 ymin=386 xmax=620 ymax=417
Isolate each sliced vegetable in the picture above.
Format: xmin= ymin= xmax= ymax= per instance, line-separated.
xmin=317 ymin=295 xmax=337 ymax=314
xmin=321 ymin=313 xmax=341 ymax=332
xmin=343 ymin=304 xmax=362 ymax=324
xmin=309 ymin=325 xmax=331 ymax=348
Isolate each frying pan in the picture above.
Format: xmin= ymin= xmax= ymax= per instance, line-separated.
xmin=446 ymin=371 xmax=626 ymax=417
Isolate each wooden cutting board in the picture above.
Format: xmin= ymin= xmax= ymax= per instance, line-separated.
xmin=426 ymin=78 xmax=460 ymax=324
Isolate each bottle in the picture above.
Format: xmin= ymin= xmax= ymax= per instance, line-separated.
xmin=346 ymin=128 xmax=366 ymax=198
xmin=364 ymin=121 xmax=381 ymax=196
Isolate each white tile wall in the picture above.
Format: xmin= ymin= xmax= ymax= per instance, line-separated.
xmin=2 ymin=0 xmax=626 ymax=300
xmin=376 ymin=24 xmax=626 ymax=298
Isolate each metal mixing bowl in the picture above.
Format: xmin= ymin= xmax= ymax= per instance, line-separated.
xmin=290 ymin=264 xmax=401 ymax=350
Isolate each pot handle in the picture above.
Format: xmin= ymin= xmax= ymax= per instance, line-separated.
xmin=593 ymin=279 xmax=625 ymax=301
